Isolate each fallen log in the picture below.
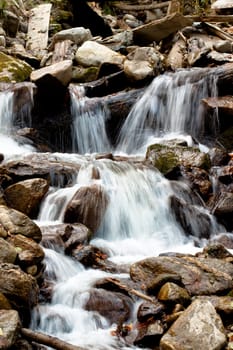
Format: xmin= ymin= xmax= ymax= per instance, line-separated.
xmin=21 ymin=328 xmax=86 ymax=350
xmin=186 ymin=14 xmax=233 ymax=24
xmin=112 ymin=1 xmax=170 ymax=11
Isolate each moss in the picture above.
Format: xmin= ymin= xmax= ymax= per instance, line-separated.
xmin=72 ymin=66 xmax=99 ymax=83
xmin=0 ymin=52 xmax=32 ymax=83
xmin=146 ymin=142 xmax=211 ymax=173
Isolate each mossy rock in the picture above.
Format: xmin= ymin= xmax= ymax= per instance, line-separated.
xmin=0 ymin=52 xmax=32 ymax=83
xmin=72 ymin=66 xmax=99 ymax=83
xmin=146 ymin=143 xmax=211 ymax=173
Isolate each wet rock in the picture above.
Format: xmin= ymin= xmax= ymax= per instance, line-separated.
xmin=0 ymin=237 xmax=17 ymax=264
xmin=157 ymin=282 xmax=191 ymax=305
xmin=85 ymin=288 xmax=132 ymax=325
xmin=137 ymin=300 xmax=166 ymax=322
xmin=64 ymin=184 xmax=109 ymax=233
xmin=134 ymin=319 xmax=164 ymax=347
xmin=201 ymin=243 xmax=233 ymax=259
xmin=208 ymin=147 xmax=230 ymax=166
xmin=0 ymin=310 xmax=21 ymax=349
xmin=62 ymin=223 xmax=92 ymax=254
xmin=160 ymin=299 xmax=227 ymax=350
xmin=71 ymin=244 xmax=108 ymax=268
xmin=130 ymin=255 xmax=233 ymax=296
xmin=146 ymin=143 xmax=211 ymax=175
xmin=0 ymin=205 xmax=42 ymax=242
xmin=211 ymin=192 xmax=233 ymax=230
xmin=4 ymin=178 xmax=49 ymax=217
xmin=0 ymin=263 xmax=39 ymax=317
xmin=170 ymin=196 xmax=212 ymax=239
xmin=180 ymin=166 xmax=212 ymax=199
xmin=210 ymin=233 xmax=233 ymax=249
xmin=2 ymin=155 xmax=79 ymax=186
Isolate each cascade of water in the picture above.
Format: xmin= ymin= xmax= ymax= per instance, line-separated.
xmin=0 ymin=91 xmax=14 ymax=134
xmin=0 ymin=89 xmax=35 ymax=157
xmin=33 ymin=156 xmax=223 ymax=349
xmin=116 ymin=69 xmax=219 ymax=154
xmin=70 ymin=85 xmax=112 ymax=154
xmin=27 ymin=70 xmax=224 ymax=350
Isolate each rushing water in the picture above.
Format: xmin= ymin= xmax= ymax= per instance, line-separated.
xmin=0 ymin=88 xmax=35 ymax=158
xmin=1 ymin=69 xmax=226 ymax=349
xmin=70 ymin=85 xmax=112 ymax=154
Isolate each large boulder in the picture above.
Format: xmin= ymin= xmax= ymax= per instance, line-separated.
xmin=130 ymin=255 xmax=233 ymax=296
xmin=85 ymin=288 xmax=132 ymax=325
xmin=4 ymin=178 xmax=49 ymax=217
xmin=160 ymin=299 xmax=226 ymax=350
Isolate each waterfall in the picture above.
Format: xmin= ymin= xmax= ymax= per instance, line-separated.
xmin=29 ymin=68 xmax=225 ymax=349
xmin=0 ymin=88 xmax=35 ymax=158
xmin=116 ymin=69 xmax=219 ymax=154
xmin=70 ymin=85 xmax=112 ymax=154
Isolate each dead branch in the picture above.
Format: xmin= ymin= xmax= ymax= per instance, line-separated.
xmin=105 ymin=277 xmax=158 ymax=305
xmin=21 ymin=328 xmax=86 ymax=350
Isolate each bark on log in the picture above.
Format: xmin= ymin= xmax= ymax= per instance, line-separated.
xmin=21 ymin=328 xmax=86 ymax=350
xmin=186 ymin=15 xmax=233 ymax=24
xmin=112 ymin=1 xmax=170 ymax=11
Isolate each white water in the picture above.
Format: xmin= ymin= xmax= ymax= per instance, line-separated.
xmin=0 ymin=90 xmax=35 ymax=158
xmin=117 ymin=69 xmax=218 ymax=154
xmin=70 ymin=85 xmax=112 ymax=154
xmin=1 ymin=70 xmax=226 ymax=349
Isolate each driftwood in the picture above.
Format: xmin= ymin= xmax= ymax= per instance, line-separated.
xmin=21 ymin=328 xmax=86 ymax=350
xmin=51 ymin=40 xmax=74 ymax=64
xmin=26 ymin=3 xmax=52 ymax=58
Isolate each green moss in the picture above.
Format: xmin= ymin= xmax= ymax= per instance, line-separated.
xmin=146 ymin=142 xmax=211 ymax=173
xmin=0 ymin=52 xmax=32 ymax=83
xmin=72 ymin=66 xmax=99 ymax=83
